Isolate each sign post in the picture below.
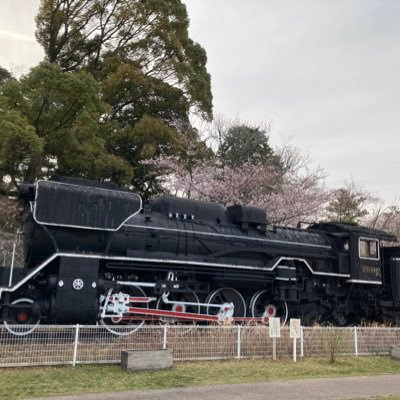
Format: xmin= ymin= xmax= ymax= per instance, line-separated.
xmin=290 ymin=318 xmax=301 ymax=362
xmin=269 ymin=317 xmax=281 ymax=361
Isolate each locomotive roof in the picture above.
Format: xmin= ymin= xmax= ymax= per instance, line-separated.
xmin=310 ymin=222 xmax=397 ymax=241
xmin=50 ymin=175 xmax=126 ymax=192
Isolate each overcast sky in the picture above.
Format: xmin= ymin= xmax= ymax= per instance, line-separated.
xmin=0 ymin=1 xmax=399 ymax=203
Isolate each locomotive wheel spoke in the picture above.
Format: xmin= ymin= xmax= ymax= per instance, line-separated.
xmin=3 ymin=298 xmax=40 ymax=336
xmin=206 ymin=287 xmax=246 ymax=318
xmin=100 ymin=286 xmax=149 ymax=335
xmin=250 ymin=289 xmax=288 ymax=325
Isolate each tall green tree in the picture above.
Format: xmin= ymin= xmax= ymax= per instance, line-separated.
xmin=0 ymin=111 xmax=44 ymax=189
xmin=326 ymin=182 xmax=376 ymax=224
xmin=106 ymin=115 xmax=180 ymax=197
xmin=0 ymin=62 xmax=132 ymax=187
xmin=218 ymin=124 xmax=277 ymax=168
xmin=35 ymin=0 xmax=212 ymax=119
xmin=35 ymin=0 xmax=213 ymax=194
xmin=101 ymin=56 xmax=189 ymax=126
xmin=209 ymin=117 xmax=279 ymax=169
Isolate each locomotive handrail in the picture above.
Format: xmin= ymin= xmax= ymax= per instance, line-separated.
xmin=8 ymin=241 xmax=16 ymax=288
xmin=0 ymin=253 xmax=60 ymax=299
xmin=7 ymin=229 xmax=23 ymax=289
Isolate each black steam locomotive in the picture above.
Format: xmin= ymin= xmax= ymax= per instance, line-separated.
xmin=1 ymin=176 xmax=400 ymax=335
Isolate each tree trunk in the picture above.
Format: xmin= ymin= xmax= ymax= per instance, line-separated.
xmin=24 ymin=153 xmax=42 ymax=183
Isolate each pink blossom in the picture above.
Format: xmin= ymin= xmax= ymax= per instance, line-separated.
xmin=143 ymin=144 xmax=330 ymax=226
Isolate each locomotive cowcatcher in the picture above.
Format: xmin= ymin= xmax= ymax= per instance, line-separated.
xmin=0 ymin=176 xmax=400 ymax=335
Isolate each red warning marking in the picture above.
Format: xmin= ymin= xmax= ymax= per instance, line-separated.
xmin=17 ymin=312 xmax=28 ymax=323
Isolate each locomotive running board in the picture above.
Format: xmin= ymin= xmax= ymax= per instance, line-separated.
xmin=0 ymin=251 xmax=351 ymax=300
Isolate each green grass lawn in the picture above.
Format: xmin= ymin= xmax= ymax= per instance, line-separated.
xmin=1 ymin=356 xmax=400 ymax=399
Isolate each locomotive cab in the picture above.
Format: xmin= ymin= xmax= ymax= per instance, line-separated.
xmin=311 ymin=222 xmax=396 ymax=284
xmin=353 ymin=236 xmax=381 ymax=284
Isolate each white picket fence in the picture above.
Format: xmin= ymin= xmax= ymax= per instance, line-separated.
xmin=0 ymin=324 xmax=399 ymax=367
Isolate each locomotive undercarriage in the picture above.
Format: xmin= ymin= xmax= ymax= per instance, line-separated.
xmin=95 ymin=266 xmax=291 ymax=335
xmin=1 ymin=256 xmax=391 ymax=335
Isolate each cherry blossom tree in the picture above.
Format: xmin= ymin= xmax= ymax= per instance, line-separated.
xmin=365 ymin=203 xmax=400 ymax=244
xmin=143 ymin=118 xmax=398 ymax=232
xmin=324 ymin=180 xmax=400 ymax=242
xmin=143 ymin=139 xmax=330 ymax=226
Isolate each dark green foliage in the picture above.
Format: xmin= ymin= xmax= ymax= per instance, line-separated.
xmin=0 ymin=110 xmax=44 ymax=188
xmin=29 ymin=0 xmax=213 ymax=195
xmin=0 ymin=62 xmax=132 ymax=186
xmin=326 ymin=183 xmax=374 ymax=224
xmin=106 ymin=115 xmax=180 ymax=197
xmin=101 ymin=57 xmax=190 ymax=126
xmin=35 ymin=0 xmax=212 ymax=119
xmin=0 ymin=67 xmax=13 ymax=85
xmin=218 ymin=124 xmax=279 ymax=168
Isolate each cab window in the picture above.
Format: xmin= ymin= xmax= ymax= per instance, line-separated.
xmin=359 ymin=238 xmax=379 ymax=260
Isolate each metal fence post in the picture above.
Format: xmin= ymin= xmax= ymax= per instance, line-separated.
xmin=237 ymin=325 xmax=241 ymax=359
xmin=163 ymin=325 xmax=168 ymax=350
xmin=354 ymin=326 xmax=358 ymax=356
xmin=300 ymin=326 xmax=304 ymax=357
xmin=72 ymin=324 xmax=80 ymax=366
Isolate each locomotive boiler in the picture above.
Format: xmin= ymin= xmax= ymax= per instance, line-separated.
xmin=1 ymin=176 xmax=400 ymax=335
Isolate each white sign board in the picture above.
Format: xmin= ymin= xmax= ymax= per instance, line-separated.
xmin=269 ymin=317 xmax=281 ymax=338
xmin=290 ymin=318 xmax=301 ymax=339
